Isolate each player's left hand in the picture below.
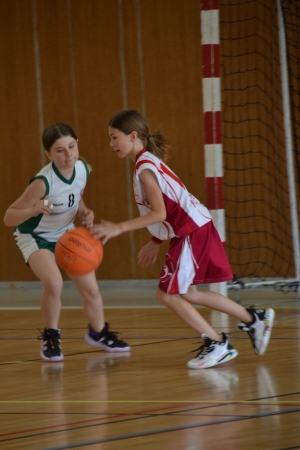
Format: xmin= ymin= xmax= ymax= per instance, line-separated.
xmin=89 ymin=219 xmax=122 ymax=244
xmin=137 ymin=240 xmax=160 ymax=267
xmin=81 ymin=208 xmax=94 ymax=227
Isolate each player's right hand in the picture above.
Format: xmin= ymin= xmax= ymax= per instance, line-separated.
xmin=33 ymin=196 xmax=53 ymax=216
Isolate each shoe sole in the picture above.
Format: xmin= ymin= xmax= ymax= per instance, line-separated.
xmin=187 ymin=349 xmax=239 ymax=369
xmin=40 ymin=341 xmax=64 ymax=361
xmin=40 ymin=351 xmax=64 ymax=362
xmin=255 ymin=308 xmax=275 ymax=355
xmin=84 ymin=334 xmax=131 ymax=353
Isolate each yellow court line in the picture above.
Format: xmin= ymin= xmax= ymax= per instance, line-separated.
xmin=0 ymin=400 xmax=299 ymax=405
xmin=1 ymin=361 xmax=32 ymax=364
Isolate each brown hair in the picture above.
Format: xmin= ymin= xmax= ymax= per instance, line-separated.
xmin=42 ymin=123 xmax=77 ymax=152
xmin=108 ymin=110 xmax=170 ymax=161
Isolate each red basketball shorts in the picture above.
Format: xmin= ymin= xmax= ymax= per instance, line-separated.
xmin=158 ymin=221 xmax=233 ymax=295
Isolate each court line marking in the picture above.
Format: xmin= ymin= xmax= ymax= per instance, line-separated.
xmin=0 ymin=401 xmax=224 ymax=438
xmin=0 ymin=399 xmax=299 ymax=405
xmin=35 ymin=407 xmax=300 ymax=449
xmin=1 ymin=401 xmax=300 ymax=443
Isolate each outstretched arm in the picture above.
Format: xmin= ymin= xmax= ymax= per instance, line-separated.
xmin=3 ymin=179 xmax=51 ymax=227
xmin=89 ymin=169 xmax=166 ymax=244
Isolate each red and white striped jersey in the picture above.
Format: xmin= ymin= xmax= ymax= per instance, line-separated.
xmin=134 ymin=149 xmax=212 ymax=240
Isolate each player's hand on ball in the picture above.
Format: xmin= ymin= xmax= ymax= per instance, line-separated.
xmin=89 ymin=220 xmax=122 ymax=244
xmin=137 ymin=240 xmax=160 ymax=267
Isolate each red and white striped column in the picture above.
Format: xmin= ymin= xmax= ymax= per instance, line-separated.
xmin=201 ymin=0 xmax=227 ymax=296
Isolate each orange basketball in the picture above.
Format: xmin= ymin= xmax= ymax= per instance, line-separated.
xmin=55 ymin=227 xmax=103 ymax=275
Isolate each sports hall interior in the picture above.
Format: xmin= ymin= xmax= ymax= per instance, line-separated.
xmin=0 ymin=1 xmax=300 ymax=449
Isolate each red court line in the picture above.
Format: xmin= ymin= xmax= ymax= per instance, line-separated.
xmin=1 ymin=399 xmax=299 ymax=439
xmin=0 ymin=402 xmax=197 ymax=438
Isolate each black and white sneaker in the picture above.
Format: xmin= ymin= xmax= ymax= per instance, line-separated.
xmin=38 ymin=328 xmax=64 ymax=362
xmin=187 ymin=333 xmax=238 ymax=369
xmin=84 ymin=323 xmax=131 ymax=353
xmin=238 ymin=307 xmax=275 ymax=355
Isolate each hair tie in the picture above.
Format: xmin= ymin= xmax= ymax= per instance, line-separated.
xmin=147 ymin=134 xmax=151 ymax=140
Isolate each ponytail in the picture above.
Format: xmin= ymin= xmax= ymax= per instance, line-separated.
xmin=145 ymin=131 xmax=170 ymax=161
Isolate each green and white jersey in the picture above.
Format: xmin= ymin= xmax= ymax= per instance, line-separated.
xmin=16 ymin=159 xmax=89 ymax=242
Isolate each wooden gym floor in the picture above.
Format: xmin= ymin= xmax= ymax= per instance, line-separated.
xmin=0 ymin=282 xmax=299 ymax=449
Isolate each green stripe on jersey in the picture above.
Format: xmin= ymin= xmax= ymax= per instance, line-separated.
xmin=80 ymin=159 xmax=90 ymax=181
xmin=29 ymin=175 xmax=49 ymax=194
xmin=17 ymin=175 xmax=49 ymax=233
xmin=17 ymin=214 xmax=44 ymax=234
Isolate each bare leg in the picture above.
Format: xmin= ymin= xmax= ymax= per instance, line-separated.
xmin=28 ymin=250 xmax=63 ymax=329
xmin=156 ymin=285 xmax=252 ymax=342
xmin=182 ymin=285 xmax=252 ymax=323
xmin=157 ymin=288 xmax=221 ymax=340
xmin=69 ymin=271 xmax=105 ymax=333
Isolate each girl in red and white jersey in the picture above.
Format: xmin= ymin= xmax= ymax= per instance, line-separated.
xmin=90 ymin=110 xmax=275 ymax=369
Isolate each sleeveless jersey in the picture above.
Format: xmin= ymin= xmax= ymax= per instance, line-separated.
xmin=134 ymin=149 xmax=211 ymax=240
xmin=16 ymin=159 xmax=89 ymax=242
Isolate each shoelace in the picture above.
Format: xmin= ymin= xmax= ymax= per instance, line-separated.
xmin=189 ymin=332 xmax=229 ymax=356
xmin=103 ymin=328 xmax=119 ymax=341
xmin=37 ymin=329 xmax=60 ymax=350
xmin=189 ymin=337 xmax=216 ymax=356
xmin=189 ymin=342 xmax=211 ymax=357
xmin=238 ymin=305 xmax=257 ymax=332
xmin=37 ymin=328 xmax=46 ymax=342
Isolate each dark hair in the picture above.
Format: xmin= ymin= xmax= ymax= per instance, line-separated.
xmin=42 ymin=123 xmax=77 ymax=151
xmin=108 ymin=110 xmax=170 ymax=161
